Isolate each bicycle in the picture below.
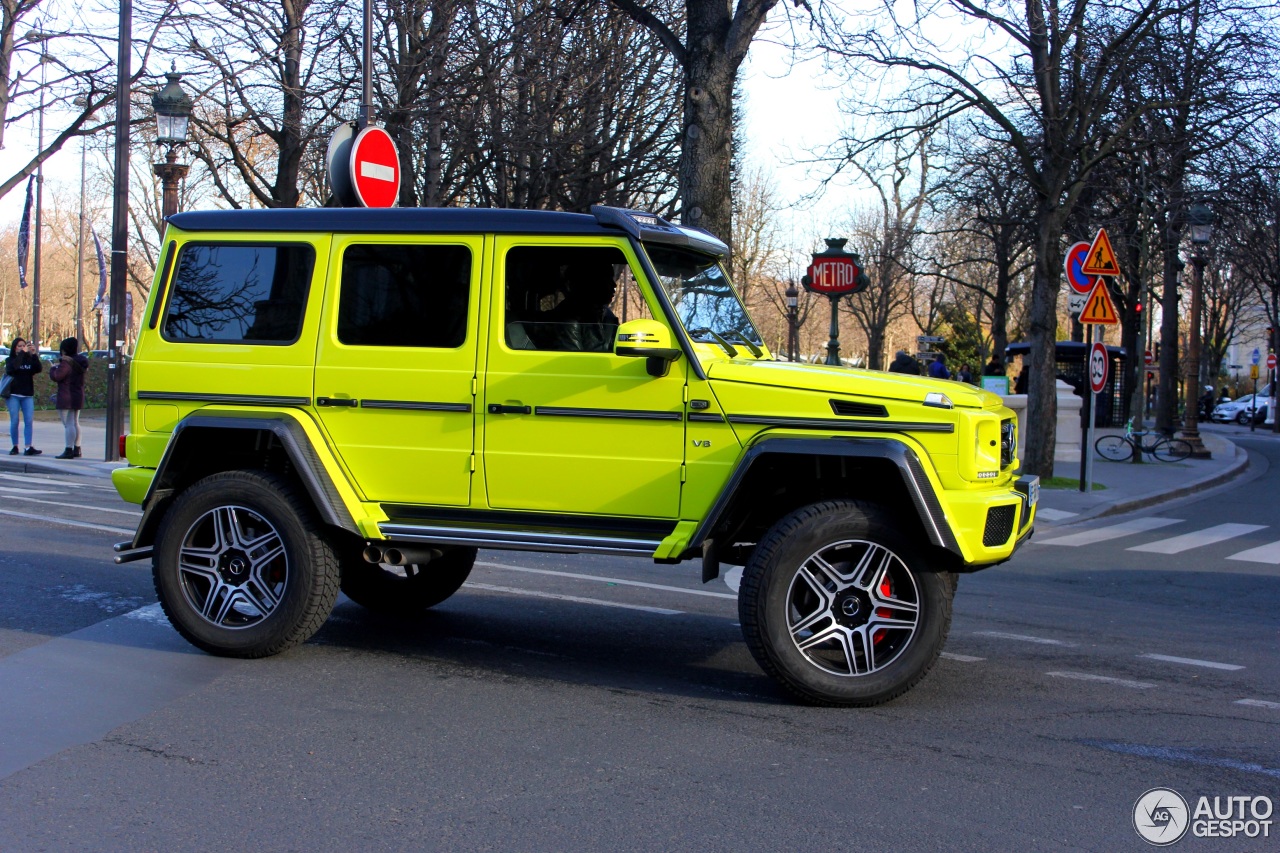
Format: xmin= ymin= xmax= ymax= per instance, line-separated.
xmin=1094 ymin=420 xmax=1192 ymax=462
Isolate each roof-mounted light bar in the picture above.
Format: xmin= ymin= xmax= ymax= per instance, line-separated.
xmin=590 ymin=205 xmax=728 ymax=259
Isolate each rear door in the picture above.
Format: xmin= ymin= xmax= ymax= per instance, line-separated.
xmin=313 ymin=236 xmax=482 ymax=506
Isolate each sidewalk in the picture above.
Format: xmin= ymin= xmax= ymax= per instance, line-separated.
xmin=1036 ymin=426 xmax=1251 ymax=525
xmin=0 ymin=409 xmax=1255 ymax=525
xmin=0 ymin=409 xmax=126 ymax=479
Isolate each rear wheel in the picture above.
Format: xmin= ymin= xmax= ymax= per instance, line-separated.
xmin=1152 ymin=437 xmax=1192 ymax=462
xmin=1094 ymin=435 xmax=1133 ymax=462
xmin=738 ymin=500 xmax=954 ymax=706
xmin=152 ymin=471 xmax=340 ymax=657
xmin=340 ymin=547 xmax=477 ymax=617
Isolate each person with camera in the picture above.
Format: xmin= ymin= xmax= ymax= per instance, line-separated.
xmin=48 ymin=337 xmax=89 ymax=459
xmin=4 ymin=337 xmax=43 ymax=456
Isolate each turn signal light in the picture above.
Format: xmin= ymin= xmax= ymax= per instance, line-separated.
xmin=119 ymin=435 xmax=127 ymax=460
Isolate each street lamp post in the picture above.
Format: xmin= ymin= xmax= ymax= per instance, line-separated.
xmin=785 ymin=281 xmax=799 ymax=362
xmin=1181 ymin=202 xmax=1213 ymax=459
xmin=105 ymin=0 xmax=132 ymax=462
xmin=152 ymin=68 xmax=193 ymax=219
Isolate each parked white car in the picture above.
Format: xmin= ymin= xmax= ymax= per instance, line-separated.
xmin=1213 ymin=387 xmax=1270 ymax=424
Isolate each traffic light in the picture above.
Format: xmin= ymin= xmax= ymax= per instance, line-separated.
xmin=1154 ymin=342 xmax=1161 ymax=360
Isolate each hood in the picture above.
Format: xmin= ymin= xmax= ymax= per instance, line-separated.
xmin=706 ymin=359 xmax=998 ymax=409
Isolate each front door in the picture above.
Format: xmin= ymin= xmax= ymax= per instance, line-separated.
xmin=481 ymin=237 xmax=685 ymax=518
xmin=313 ymin=236 xmax=482 ymax=506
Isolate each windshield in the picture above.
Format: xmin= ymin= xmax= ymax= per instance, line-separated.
xmin=643 ymin=243 xmax=763 ymax=348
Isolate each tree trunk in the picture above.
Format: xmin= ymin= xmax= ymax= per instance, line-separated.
xmin=679 ymin=46 xmax=735 ymax=242
xmin=1023 ymin=208 xmax=1064 ymax=478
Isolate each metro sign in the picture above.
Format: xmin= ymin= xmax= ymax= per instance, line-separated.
xmin=806 ymin=256 xmax=864 ymax=294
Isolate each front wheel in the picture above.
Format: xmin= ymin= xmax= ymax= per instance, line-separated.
xmin=1152 ymin=437 xmax=1192 ymax=461
xmin=738 ymin=500 xmax=954 ymax=706
xmin=1236 ymin=411 xmax=1250 ymax=425
xmin=152 ymin=471 xmax=340 ymax=658
xmin=1094 ymin=435 xmax=1133 ymax=462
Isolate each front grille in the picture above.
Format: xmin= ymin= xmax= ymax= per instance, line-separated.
xmin=830 ymin=399 xmax=889 ymax=418
xmin=983 ymin=505 xmax=1016 ymax=547
xmin=1000 ymin=418 xmax=1016 ymax=468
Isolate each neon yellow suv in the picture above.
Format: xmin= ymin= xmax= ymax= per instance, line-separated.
xmin=111 ymin=205 xmax=1036 ymax=706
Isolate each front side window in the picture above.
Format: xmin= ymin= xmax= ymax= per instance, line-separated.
xmin=338 ymin=244 xmax=472 ymax=348
xmin=504 ymin=246 xmax=626 ymax=353
xmin=163 ymin=243 xmax=314 ymax=343
xmin=644 ymin=243 xmax=762 ymax=347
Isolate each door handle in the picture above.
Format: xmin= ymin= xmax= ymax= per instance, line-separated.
xmin=487 ymin=404 xmax=532 ymax=415
xmin=316 ymin=397 xmax=360 ymax=407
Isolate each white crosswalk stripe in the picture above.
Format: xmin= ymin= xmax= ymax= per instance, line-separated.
xmin=1128 ymin=523 xmax=1267 ymax=554
xmin=1226 ymin=540 xmax=1280 ymax=565
xmin=1037 ymin=517 xmax=1182 ymax=546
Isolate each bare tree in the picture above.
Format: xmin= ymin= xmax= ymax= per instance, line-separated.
xmin=840 ymin=134 xmax=929 ymax=371
xmin=827 ymin=0 xmax=1202 ymax=476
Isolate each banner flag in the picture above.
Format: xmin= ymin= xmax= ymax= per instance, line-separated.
xmin=17 ymin=175 xmax=34 ymax=288
xmin=91 ymin=230 xmax=107 ymax=310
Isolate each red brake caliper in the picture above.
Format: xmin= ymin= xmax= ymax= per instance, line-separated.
xmin=873 ymin=575 xmax=893 ymax=644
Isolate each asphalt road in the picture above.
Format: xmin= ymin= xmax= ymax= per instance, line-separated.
xmin=0 ymin=436 xmax=1277 ymax=851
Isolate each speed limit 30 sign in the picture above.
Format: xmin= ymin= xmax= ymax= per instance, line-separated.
xmin=1089 ymin=342 xmax=1109 ymax=394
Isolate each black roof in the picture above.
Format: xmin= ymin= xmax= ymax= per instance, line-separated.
xmin=168 ymin=207 xmax=608 ymax=236
xmin=1005 ymin=341 xmax=1128 ymax=359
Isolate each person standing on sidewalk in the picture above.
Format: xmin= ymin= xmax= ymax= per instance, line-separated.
xmin=5 ymin=338 xmax=43 ymax=456
xmin=48 ymin=337 xmax=89 ymax=460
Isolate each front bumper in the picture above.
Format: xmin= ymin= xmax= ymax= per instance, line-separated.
xmin=942 ymin=474 xmax=1038 ymax=568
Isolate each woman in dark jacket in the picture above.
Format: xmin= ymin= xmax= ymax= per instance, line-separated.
xmin=5 ymin=337 xmax=43 ymax=456
xmin=49 ymin=337 xmax=89 ymax=459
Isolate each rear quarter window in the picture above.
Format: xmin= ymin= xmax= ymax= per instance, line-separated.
xmin=162 ymin=243 xmax=315 ymax=344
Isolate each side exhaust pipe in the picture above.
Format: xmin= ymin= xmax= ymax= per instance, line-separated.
xmin=363 ymin=544 xmax=443 ymax=566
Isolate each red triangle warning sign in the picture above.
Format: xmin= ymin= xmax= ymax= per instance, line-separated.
xmin=1080 ymin=278 xmax=1120 ymax=325
xmin=1082 ymin=228 xmax=1120 ymax=276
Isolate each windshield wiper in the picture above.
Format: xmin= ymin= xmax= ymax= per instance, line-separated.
xmin=721 ymin=331 xmax=762 ymax=358
xmin=687 ymin=327 xmax=738 ymax=358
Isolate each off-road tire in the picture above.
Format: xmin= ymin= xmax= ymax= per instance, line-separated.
xmin=152 ymin=470 xmax=340 ymax=658
xmin=340 ymin=547 xmax=477 ymax=616
xmin=738 ymin=499 xmax=954 ymax=707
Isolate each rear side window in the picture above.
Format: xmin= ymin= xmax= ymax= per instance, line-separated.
xmin=338 ymin=244 xmax=472 ymax=348
xmin=163 ymin=243 xmax=315 ymax=344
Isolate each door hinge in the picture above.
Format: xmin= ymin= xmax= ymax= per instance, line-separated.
xmin=680 ymin=463 xmax=687 ymax=483
xmin=682 ymin=385 xmax=689 ymax=403
xmin=470 ymin=454 xmax=475 ymax=473
xmin=471 ymin=377 xmax=477 ymax=396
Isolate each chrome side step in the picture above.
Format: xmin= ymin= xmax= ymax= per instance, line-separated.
xmin=378 ymin=523 xmax=661 ymax=556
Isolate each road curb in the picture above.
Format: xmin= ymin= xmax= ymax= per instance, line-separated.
xmin=1063 ymin=437 xmax=1251 ymax=525
xmin=0 ymin=458 xmax=123 ymax=480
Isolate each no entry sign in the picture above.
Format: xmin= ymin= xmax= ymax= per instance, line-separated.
xmin=349 ymin=126 xmax=400 ymax=208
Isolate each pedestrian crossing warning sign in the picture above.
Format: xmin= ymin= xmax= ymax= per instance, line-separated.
xmin=1082 ymin=228 xmax=1120 ymax=276
xmin=1080 ymin=278 xmax=1120 ymax=325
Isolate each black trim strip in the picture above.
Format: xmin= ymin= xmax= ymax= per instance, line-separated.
xmin=379 ymin=523 xmax=662 ymax=556
xmin=382 ymin=505 xmax=676 ymax=537
xmin=728 ymin=415 xmax=954 ymax=434
xmin=361 ymin=399 xmax=472 ymax=413
xmin=687 ymin=412 xmax=725 ymax=423
xmin=534 ymin=406 xmax=682 ymax=421
xmin=137 ymin=391 xmax=311 ymax=407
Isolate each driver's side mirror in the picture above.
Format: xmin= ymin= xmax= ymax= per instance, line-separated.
xmin=615 ymin=319 xmax=682 ymax=377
